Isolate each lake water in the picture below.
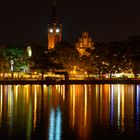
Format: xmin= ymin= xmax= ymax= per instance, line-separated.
xmin=0 ymin=84 xmax=140 ymax=140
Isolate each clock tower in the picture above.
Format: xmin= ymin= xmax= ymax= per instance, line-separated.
xmin=48 ymin=0 xmax=62 ymax=50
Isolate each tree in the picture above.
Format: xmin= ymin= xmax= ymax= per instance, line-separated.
xmin=52 ymin=41 xmax=80 ymax=73
xmin=30 ymin=44 xmax=63 ymax=80
xmin=3 ymin=45 xmax=30 ymax=73
xmin=126 ymin=36 xmax=140 ymax=78
xmin=88 ymin=42 xmax=109 ymax=78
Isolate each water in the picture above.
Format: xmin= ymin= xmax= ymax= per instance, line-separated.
xmin=0 ymin=84 xmax=140 ymax=140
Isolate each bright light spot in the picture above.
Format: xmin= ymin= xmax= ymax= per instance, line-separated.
xmin=50 ymin=28 xmax=53 ymax=33
xmin=10 ymin=60 xmax=14 ymax=72
xmin=56 ymin=28 xmax=59 ymax=33
xmin=27 ymin=46 xmax=32 ymax=57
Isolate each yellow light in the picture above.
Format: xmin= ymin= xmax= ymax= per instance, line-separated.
xmin=27 ymin=46 xmax=32 ymax=57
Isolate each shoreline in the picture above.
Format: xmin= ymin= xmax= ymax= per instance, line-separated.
xmin=0 ymin=79 xmax=140 ymax=85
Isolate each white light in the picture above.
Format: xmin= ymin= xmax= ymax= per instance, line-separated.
xmin=50 ymin=29 xmax=53 ymax=33
xmin=10 ymin=60 xmax=14 ymax=72
xmin=27 ymin=46 xmax=32 ymax=57
xmin=56 ymin=28 xmax=59 ymax=33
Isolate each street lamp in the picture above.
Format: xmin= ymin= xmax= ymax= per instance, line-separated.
xmin=10 ymin=59 xmax=14 ymax=78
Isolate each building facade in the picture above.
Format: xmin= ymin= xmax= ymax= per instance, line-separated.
xmin=76 ymin=32 xmax=94 ymax=56
xmin=48 ymin=1 xmax=62 ymax=50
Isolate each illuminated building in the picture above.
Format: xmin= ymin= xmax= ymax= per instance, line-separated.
xmin=48 ymin=0 xmax=62 ymax=50
xmin=76 ymin=32 xmax=94 ymax=56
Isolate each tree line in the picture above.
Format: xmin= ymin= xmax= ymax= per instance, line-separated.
xmin=0 ymin=35 xmax=140 ymax=79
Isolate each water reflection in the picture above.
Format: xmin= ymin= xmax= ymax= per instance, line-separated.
xmin=136 ymin=85 xmax=140 ymax=135
xmin=110 ymin=85 xmax=135 ymax=135
xmin=0 ymin=84 xmax=140 ymax=139
xmin=48 ymin=106 xmax=62 ymax=140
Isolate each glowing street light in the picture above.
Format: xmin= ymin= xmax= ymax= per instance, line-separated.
xmin=10 ymin=59 xmax=14 ymax=79
xmin=10 ymin=60 xmax=14 ymax=72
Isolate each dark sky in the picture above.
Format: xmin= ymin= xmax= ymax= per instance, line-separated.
xmin=0 ymin=0 xmax=140 ymax=45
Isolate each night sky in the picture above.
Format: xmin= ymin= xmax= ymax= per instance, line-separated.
xmin=0 ymin=0 xmax=140 ymax=45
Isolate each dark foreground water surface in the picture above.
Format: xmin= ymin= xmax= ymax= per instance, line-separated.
xmin=0 ymin=84 xmax=140 ymax=140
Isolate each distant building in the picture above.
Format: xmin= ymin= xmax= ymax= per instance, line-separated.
xmin=48 ymin=0 xmax=62 ymax=50
xmin=76 ymin=32 xmax=94 ymax=56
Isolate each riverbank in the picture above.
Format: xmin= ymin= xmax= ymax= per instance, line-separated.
xmin=0 ymin=79 xmax=140 ymax=85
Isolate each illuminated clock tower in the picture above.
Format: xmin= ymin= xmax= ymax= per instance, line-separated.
xmin=48 ymin=0 xmax=62 ymax=50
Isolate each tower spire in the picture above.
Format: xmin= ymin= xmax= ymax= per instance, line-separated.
xmin=48 ymin=0 xmax=62 ymax=50
xmin=52 ymin=0 xmax=57 ymax=20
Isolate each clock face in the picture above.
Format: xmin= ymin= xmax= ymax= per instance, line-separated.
xmin=56 ymin=28 xmax=60 ymax=33
xmin=49 ymin=28 xmax=53 ymax=33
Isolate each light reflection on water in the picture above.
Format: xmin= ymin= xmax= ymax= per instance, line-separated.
xmin=0 ymin=84 xmax=140 ymax=139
